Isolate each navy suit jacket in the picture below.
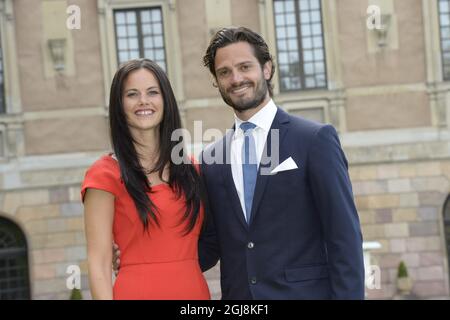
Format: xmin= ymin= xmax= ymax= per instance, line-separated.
xmin=198 ymin=107 xmax=365 ymax=299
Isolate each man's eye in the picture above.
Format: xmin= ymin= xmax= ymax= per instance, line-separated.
xmin=241 ymin=65 xmax=249 ymax=70
xmin=218 ymin=70 xmax=229 ymax=77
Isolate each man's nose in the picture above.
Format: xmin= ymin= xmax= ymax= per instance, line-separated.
xmin=230 ymin=70 xmax=243 ymax=84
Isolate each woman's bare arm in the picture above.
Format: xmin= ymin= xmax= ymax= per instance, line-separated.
xmin=83 ymin=188 xmax=115 ymax=300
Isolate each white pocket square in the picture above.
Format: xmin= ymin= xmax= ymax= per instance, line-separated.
xmin=270 ymin=157 xmax=299 ymax=174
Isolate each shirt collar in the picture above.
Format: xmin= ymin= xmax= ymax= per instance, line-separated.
xmin=233 ymin=99 xmax=278 ymax=135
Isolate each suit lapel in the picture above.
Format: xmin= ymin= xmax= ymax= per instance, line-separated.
xmin=221 ymin=128 xmax=249 ymax=229
xmin=249 ymin=108 xmax=290 ymax=225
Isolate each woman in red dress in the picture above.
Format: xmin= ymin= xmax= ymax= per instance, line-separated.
xmin=81 ymin=59 xmax=210 ymax=300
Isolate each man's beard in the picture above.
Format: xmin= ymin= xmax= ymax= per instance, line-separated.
xmin=219 ymin=79 xmax=268 ymax=112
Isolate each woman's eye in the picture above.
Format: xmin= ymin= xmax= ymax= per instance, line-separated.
xmin=127 ymin=92 xmax=137 ymax=97
xmin=148 ymin=91 xmax=159 ymax=96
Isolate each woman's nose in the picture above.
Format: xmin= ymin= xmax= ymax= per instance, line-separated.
xmin=138 ymin=92 xmax=150 ymax=104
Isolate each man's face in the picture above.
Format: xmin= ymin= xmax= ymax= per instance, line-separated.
xmin=214 ymin=42 xmax=271 ymax=112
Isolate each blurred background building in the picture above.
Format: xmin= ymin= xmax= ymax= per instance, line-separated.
xmin=0 ymin=0 xmax=449 ymax=300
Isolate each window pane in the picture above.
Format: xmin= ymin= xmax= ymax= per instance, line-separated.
xmin=315 ymin=62 xmax=324 ymax=73
xmin=312 ymin=23 xmax=322 ymax=35
xmin=145 ymin=49 xmax=155 ymax=59
xmin=276 ymin=27 xmax=287 ymax=39
xmin=128 ymin=38 xmax=139 ymax=50
xmin=287 ymin=26 xmax=297 ymax=38
xmin=115 ymin=12 xmax=126 ymax=24
xmin=144 ymin=36 xmax=154 ymax=48
xmin=300 ymin=12 xmax=310 ymax=24
xmin=129 ymin=50 xmax=140 ymax=59
xmin=285 ymin=0 xmax=294 ymax=12
xmin=117 ymin=26 xmax=127 ymax=37
xmin=304 ymin=50 xmax=313 ymax=62
xmin=314 ymin=48 xmax=324 ymax=59
xmin=152 ymin=9 xmax=161 ymax=21
xmin=119 ymin=51 xmax=129 ymax=63
xmin=305 ymin=77 xmax=316 ymax=88
xmin=274 ymin=1 xmax=284 ymax=13
xmin=311 ymin=10 xmax=321 ymax=23
xmin=126 ymin=11 xmax=136 ymax=24
xmin=155 ymin=49 xmax=164 ymax=60
xmin=279 ymin=52 xmax=288 ymax=64
xmin=302 ymin=37 xmax=312 ymax=49
xmin=154 ymin=36 xmax=163 ymax=47
xmin=304 ymin=62 xmax=314 ymax=74
xmin=275 ymin=14 xmax=285 ymax=26
xmin=313 ymin=36 xmax=322 ymax=47
xmin=141 ymin=10 xmax=151 ymax=23
xmin=441 ymin=14 xmax=450 ymax=27
xmin=310 ymin=0 xmax=320 ymax=10
xmin=286 ymin=13 xmax=296 ymax=25
xmin=127 ymin=25 xmax=137 ymax=37
xmin=277 ymin=39 xmax=287 ymax=51
xmin=153 ymin=23 xmax=162 ymax=34
xmin=142 ymin=23 xmax=152 ymax=35
xmin=118 ymin=38 xmax=128 ymax=50
xmin=302 ymin=24 xmax=312 ymax=36
xmin=288 ymin=39 xmax=298 ymax=50
xmin=299 ymin=0 xmax=309 ymax=10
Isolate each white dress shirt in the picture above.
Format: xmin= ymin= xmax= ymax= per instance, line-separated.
xmin=231 ymin=99 xmax=278 ymax=221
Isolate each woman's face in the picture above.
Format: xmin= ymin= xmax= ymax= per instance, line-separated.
xmin=122 ymin=68 xmax=164 ymax=134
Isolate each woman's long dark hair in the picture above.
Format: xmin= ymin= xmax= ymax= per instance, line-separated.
xmin=109 ymin=58 xmax=202 ymax=234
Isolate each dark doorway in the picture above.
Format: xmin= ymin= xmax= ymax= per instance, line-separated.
xmin=0 ymin=216 xmax=31 ymax=299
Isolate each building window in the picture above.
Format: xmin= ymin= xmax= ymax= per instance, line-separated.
xmin=439 ymin=0 xmax=450 ymax=80
xmin=0 ymin=217 xmax=30 ymax=300
xmin=113 ymin=7 xmax=167 ymax=71
xmin=273 ymin=0 xmax=327 ymax=91
xmin=0 ymin=30 xmax=5 ymax=113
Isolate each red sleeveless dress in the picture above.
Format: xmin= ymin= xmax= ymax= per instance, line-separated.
xmin=81 ymin=155 xmax=210 ymax=300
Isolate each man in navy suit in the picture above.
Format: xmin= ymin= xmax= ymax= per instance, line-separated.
xmin=198 ymin=26 xmax=365 ymax=299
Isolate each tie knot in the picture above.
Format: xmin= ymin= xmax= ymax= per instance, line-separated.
xmin=240 ymin=122 xmax=256 ymax=133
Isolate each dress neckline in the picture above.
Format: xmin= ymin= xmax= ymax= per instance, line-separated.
xmin=106 ymin=153 xmax=170 ymax=189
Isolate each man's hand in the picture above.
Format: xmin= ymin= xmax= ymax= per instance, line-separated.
xmin=112 ymin=242 xmax=121 ymax=276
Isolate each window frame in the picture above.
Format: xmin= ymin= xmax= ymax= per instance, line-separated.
xmin=112 ymin=6 xmax=168 ymax=71
xmin=97 ymin=0 xmax=184 ymax=108
xmin=272 ymin=0 xmax=328 ymax=92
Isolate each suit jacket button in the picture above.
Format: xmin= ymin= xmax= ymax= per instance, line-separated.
xmin=247 ymin=242 xmax=254 ymax=249
xmin=250 ymin=277 xmax=257 ymax=285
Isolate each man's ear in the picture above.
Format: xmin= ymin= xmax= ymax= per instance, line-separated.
xmin=263 ymin=61 xmax=273 ymax=80
xmin=211 ymin=75 xmax=218 ymax=88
